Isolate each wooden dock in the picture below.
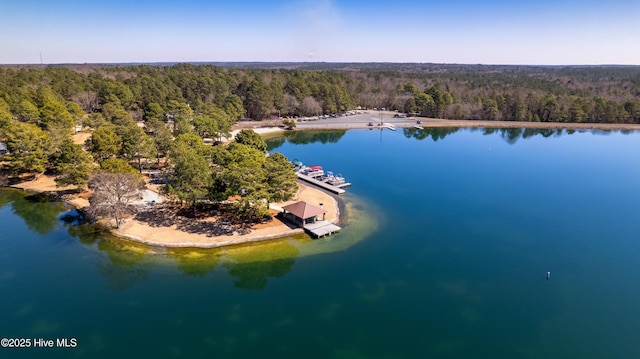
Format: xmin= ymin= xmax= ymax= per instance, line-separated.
xmin=296 ymin=172 xmax=347 ymax=195
xmin=305 ymin=220 xmax=341 ymax=238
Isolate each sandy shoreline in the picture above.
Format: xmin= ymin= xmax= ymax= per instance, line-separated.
xmin=236 ymin=112 xmax=640 ymax=132
xmin=115 ymin=182 xmax=339 ymax=248
xmin=8 ymin=175 xmax=339 ymax=249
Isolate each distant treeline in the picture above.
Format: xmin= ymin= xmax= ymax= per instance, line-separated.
xmin=1 ymin=63 xmax=639 ymax=126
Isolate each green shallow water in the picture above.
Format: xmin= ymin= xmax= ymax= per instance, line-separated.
xmin=2 ymin=127 xmax=640 ymax=358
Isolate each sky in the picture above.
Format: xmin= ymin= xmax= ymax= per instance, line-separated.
xmin=1 ymin=0 xmax=639 ymax=65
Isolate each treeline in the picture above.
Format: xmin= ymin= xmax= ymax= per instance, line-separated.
xmin=1 ymin=63 xmax=639 ymax=126
xmin=1 ymin=63 xmax=640 ymax=180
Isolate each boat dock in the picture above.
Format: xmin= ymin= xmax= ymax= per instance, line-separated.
xmin=305 ymin=220 xmax=341 ymax=238
xmin=296 ymin=172 xmax=348 ymax=195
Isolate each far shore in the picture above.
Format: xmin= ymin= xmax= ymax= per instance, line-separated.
xmin=235 ymin=112 xmax=640 ymax=132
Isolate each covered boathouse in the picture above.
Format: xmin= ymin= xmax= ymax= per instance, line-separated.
xmin=281 ymin=201 xmax=341 ymax=238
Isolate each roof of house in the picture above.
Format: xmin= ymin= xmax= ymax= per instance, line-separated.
xmin=0 ymin=142 xmax=7 ymax=151
xmin=282 ymin=201 xmax=326 ymax=220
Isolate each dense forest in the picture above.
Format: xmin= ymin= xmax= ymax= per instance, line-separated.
xmin=1 ymin=62 xmax=639 ymax=222
xmin=1 ymin=63 xmax=639 ymax=126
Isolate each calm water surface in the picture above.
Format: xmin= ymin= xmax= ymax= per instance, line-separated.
xmin=2 ymin=128 xmax=640 ymax=358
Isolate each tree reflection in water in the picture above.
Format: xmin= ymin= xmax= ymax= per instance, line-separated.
xmin=0 ymin=189 xmax=66 ymax=235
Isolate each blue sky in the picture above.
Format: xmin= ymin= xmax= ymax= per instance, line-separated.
xmin=1 ymin=0 xmax=638 ymax=65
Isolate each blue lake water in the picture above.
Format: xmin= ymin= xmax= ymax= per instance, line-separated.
xmin=2 ymin=127 xmax=640 ymax=358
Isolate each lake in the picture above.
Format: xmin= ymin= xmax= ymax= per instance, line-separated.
xmin=2 ymin=127 xmax=640 ymax=358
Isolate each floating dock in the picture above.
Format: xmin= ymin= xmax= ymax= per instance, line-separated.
xmin=296 ymin=172 xmax=347 ymax=194
xmin=305 ymin=220 xmax=341 ymax=238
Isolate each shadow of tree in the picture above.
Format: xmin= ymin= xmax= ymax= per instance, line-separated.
xmin=134 ymin=206 xmax=239 ymax=237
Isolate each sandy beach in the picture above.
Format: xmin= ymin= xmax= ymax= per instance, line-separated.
xmin=115 ymin=182 xmax=339 ymax=248
xmin=9 ymin=173 xmax=339 ymax=249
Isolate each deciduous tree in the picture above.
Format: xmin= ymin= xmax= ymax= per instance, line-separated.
xmin=88 ymin=172 xmax=144 ymax=228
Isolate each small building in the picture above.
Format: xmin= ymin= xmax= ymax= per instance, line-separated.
xmin=281 ymin=201 xmax=326 ymax=227
xmin=281 ymin=201 xmax=341 ymax=238
xmin=0 ymin=142 xmax=8 ymax=156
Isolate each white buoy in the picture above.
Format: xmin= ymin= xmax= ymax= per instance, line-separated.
xmin=547 ymin=272 xmax=551 ymax=280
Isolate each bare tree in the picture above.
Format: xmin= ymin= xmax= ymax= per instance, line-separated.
xmin=72 ymin=91 xmax=99 ymax=113
xmin=284 ymin=94 xmax=299 ymax=116
xmin=300 ymin=96 xmax=322 ymax=116
xmin=88 ymin=172 xmax=144 ymax=228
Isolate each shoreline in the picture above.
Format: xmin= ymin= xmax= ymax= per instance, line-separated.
xmin=236 ymin=113 xmax=640 ymax=132
xmin=113 ymin=182 xmax=340 ymax=249
xmin=6 ymin=176 xmax=341 ymax=249
xmin=8 ymin=118 xmax=637 ymax=249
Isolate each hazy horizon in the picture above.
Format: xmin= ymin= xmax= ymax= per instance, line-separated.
xmin=1 ymin=0 xmax=639 ymax=66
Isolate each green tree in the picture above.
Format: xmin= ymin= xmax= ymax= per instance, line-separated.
xmin=167 ymin=136 xmax=213 ymax=207
xmin=235 ymin=129 xmax=267 ymax=152
xmin=282 ymin=118 xmax=296 ymax=129
xmin=193 ymin=114 xmax=219 ymax=139
xmin=120 ymin=125 xmax=157 ymax=172
xmin=100 ymin=158 xmax=141 ymax=177
xmin=404 ymin=97 xmax=417 ymax=114
xmin=223 ymin=94 xmax=245 ymax=120
xmin=481 ymin=98 xmax=499 ymax=121
xmin=270 ymin=77 xmax=285 ymax=114
xmin=38 ymin=89 xmax=75 ymax=131
xmin=263 ymin=152 xmax=297 ymax=203
xmin=143 ymin=102 xmax=165 ymax=123
xmin=0 ymin=98 xmax=12 ymax=128
xmin=415 ymin=92 xmax=435 ymax=117
xmin=210 ymin=143 xmax=266 ymax=203
xmin=54 ymin=140 xmax=96 ymax=189
xmin=145 ymin=118 xmax=173 ymax=164
xmin=245 ymin=78 xmax=273 ymax=120
xmin=15 ymin=99 xmax=40 ymax=124
xmin=3 ymin=121 xmax=52 ymax=174
xmin=167 ymin=100 xmax=193 ymax=136
xmin=87 ymin=125 xmax=122 ymax=163
xmin=569 ymin=97 xmax=588 ymax=123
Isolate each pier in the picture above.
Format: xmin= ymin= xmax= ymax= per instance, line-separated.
xmin=296 ymin=172 xmax=348 ymax=195
xmin=305 ymin=220 xmax=341 ymax=238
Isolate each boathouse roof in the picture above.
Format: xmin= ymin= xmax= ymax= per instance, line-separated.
xmin=282 ymin=201 xmax=326 ymax=220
